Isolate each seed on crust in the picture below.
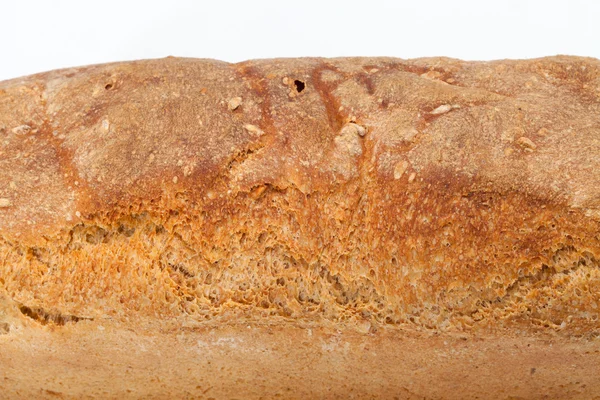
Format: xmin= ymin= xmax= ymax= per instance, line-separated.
xmin=228 ymin=97 xmax=243 ymax=111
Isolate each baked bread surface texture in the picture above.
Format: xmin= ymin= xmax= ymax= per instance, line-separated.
xmin=0 ymin=56 xmax=600 ymax=398
xmin=1 ymin=55 xmax=600 ymax=333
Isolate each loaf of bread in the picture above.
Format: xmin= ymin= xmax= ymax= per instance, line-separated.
xmin=1 ymin=56 xmax=599 ymax=398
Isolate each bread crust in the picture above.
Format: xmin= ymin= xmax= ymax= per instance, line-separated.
xmin=1 ymin=56 xmax=600 ymax=337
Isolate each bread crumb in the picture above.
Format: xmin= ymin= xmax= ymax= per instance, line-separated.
xmin=516 ymin=136 xmax=537 ymax=150
xmin=282 ymin=77 xmax=289 ymax=85
xmin=408 ymin=172 xmax=417 ymax=183
xmin=430 ymin=104 xmax=459 ymax=115
xmin=75 ymin=211 xmax=81 ymax=218
xmin=9 ymin=181 xmax=16 ymax=190
xmin=11 ymin=125 xmax=31 ymax=135
xmin=228 ymin=97 xmax=243 ymax=111
xmin=0 ymin=198 xmax=11 ymax=208
xmin=356 ymin=124 xmax=366 ymax=137
xmin=173 ymin=176 xmax=179 ymax=184
xmin=244 ymin=124 xmax=264 ymax=137
xmin=394 ymin=161 xmax=409 ymax=180
xmin=341 ymin=123 xmax=367 ymax=138
xmin=176 ymin=159 xmax=184 ymax=167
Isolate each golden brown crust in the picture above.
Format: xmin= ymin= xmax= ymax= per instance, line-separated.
xmin=2 ymin=320 xmax=600 ymax=399
xmin=1 ymin=56 xmax=600 ymax=336
xmin=2 ymin=56 xmax=600 ymax=398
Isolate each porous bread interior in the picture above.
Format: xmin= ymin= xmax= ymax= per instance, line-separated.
xmin=2 ymin=178 xmax=599 ymax=337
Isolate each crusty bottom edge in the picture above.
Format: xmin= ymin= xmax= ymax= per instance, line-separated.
xmin=1 ymin=318 xmax=599 ymax=399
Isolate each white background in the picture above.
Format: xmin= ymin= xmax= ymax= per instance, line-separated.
xmin=1 ymin=0 xmax=599 ymax=81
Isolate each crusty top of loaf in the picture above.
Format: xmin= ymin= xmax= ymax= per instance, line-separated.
xmin=1 ymin=56 xmax=600 ymax=334
xmin=1 ymin=56 xmax=599 ymax=242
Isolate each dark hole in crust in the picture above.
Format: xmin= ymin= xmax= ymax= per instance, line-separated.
xmin=17 ymin=304 xmax=87 ymax=325
xmin=294 ymin=80 xmax=305 ymax=93
xmin=105 ymin=83 xmax=113 ymax=90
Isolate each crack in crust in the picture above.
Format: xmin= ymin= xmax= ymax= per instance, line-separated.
xmin=17 ymin=303 xmax=91 ymax=326
xmin=1 ymin=180 xmax=599 ymax=336
xmin=311 ymin=63 xmax=348 ymax=133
